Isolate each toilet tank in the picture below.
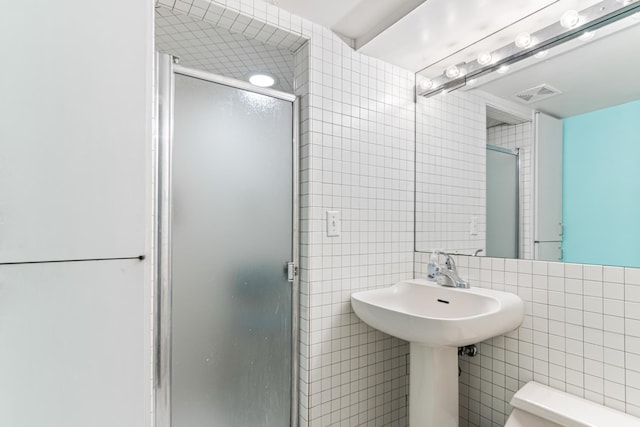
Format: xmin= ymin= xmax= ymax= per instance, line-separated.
xmin=508 ymin=382 xmax=640 ymax=427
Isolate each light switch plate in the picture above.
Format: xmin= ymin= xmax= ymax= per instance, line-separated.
xmin=470 ymin=216 xmax=478 ymax=236
xmin=327 ymin=211 xmax=340 ymax=237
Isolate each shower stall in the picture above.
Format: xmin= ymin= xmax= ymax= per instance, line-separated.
xmin=486 ymin=145 xmax=520 ymax=259
xmin=154 ymin=53 xmax=299 ymax=427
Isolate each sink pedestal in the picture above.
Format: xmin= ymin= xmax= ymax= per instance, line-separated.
xmin=410 ymin=344 xmax=458 ymax=427
xmin=351 ymin=279 xmax=525 ymax=425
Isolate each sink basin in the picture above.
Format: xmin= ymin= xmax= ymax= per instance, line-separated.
xmin=352 ymin=278 xmax=524 ymax=426
xmin=352 ymin=278 xmax=525 ymax=426
xmin=351 ymin=278 xmax=524 ymax=347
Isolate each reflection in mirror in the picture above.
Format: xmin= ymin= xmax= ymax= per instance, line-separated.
xmin=486 ymin=109 xmax=525 ymax=260
xmin=415 ymin=5 xmax=640 ymax=268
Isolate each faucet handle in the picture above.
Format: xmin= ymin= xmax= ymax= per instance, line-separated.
xmin=443 ymin=253 xmax=456 ymax=270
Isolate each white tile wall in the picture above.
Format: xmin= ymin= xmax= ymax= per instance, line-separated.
xmin=299 ymin=28 xmax=415 ymax=427
xmin=415 ymin=91 xmax=486 ymax=254
xmin=156 ymin=1 xmax=415 ymax=425
xmin=155 ymin=3 xmax=640 ymax=427
xmin=416 ymin=252 xmax=640 ymax=426
xmin=487 ymin=122 xmax=533 ymax=259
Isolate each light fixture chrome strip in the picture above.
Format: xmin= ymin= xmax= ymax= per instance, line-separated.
xmin=173 ymin=64 xmax=296 ymax=102
xmin=418 ymin=0 xmax=640 ymax=97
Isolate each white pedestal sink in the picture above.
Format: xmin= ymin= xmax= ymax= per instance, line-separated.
xmin=351 ymin=279 xmax=524 ymax=426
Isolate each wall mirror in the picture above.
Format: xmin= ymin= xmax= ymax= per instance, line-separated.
xmin=414 ymin=1 xmax=640 ymax=267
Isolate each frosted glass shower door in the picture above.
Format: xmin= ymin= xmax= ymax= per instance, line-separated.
xmin=486 ymin=147 xmax=519 ymax=258
xmin=171 ymin=74 xmax=293 ymax=426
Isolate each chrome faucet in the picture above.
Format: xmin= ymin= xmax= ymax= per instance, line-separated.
xmin=435 ymin=253 xmax=470 ymax=288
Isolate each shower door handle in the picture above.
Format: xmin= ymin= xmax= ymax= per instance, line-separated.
xmin=286 ymin=261 xmax=297 ymax=282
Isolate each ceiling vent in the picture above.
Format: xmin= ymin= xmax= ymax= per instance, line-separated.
xmin=514 ymin=84 xmax=562 ymax=104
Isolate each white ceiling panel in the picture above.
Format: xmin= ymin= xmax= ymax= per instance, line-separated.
xmin=332 ymin=0 xmax=426 ymax=47
xmin=359 ymin=0 xmax=564 ymax=72
xmin=267 ymin=0 xmax=426 ymax=42
xmin=266 ymin=0 xmax=367 ymax=31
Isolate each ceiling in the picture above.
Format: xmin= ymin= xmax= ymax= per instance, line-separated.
xmin=474 ymin=18 xmax=640 ymax=118
xmin=267 ymin=0 xmax=602 ymax=72
xmin=360 ymin=0 xmax=560 ymax=72
xmin=265 ymin=0 xmax=426 ymax=48
xmin=155 ymin=6 xmax=295 ymax=92
xmin=486 ymin=106 xmax=530 ymax=128
xmin=268 ymin=0 xmax=640 ymax=118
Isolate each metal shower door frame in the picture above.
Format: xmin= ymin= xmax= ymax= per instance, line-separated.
xmin=153 ymin=52 xmax=300 ymax=427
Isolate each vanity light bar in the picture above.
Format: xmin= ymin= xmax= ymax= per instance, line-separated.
xmin=417 ymin=0 xmax=640 ymax=98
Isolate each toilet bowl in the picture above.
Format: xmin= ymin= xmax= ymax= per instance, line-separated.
xmin=505 ymin=382 xmax=640 ymax=427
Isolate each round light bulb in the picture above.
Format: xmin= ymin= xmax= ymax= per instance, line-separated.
xmin=496 ymin=65 xmax=510 ymax=74
xmin=248 ymin=73 xmax=276 ymax=87
xmin=445 ymin=65 xmax=461 ymax=78
xmin=477 ymin=52 xmax=493 ymax=66
xmin=419 ymin=79 xmax=434 ymax=91
xmin=578 ymin=30 xmax=596 ymax=41
xmin=534 ymin=50 xmax=549 ymax=59
xmin=560 ymin=10 xmax=580 ymax=28
xmin=515 ymin=32 xmax=532 ymax=48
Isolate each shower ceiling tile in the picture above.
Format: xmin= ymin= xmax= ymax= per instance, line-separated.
xmin=155 ymin=6 xmax=296 ymax=93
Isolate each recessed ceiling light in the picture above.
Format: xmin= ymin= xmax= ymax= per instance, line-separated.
xmin=248 ymin=72 xmax=276 ymax=88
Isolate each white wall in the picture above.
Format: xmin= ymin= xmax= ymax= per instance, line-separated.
xmin=0 ymin=0 xmax=152 ymax=262
xmin=0 ymin=260 xmax=146 ymax=426
xmin=0 ymin=0 xmax=153 ymax=425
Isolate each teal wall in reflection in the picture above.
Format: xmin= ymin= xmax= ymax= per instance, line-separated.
xmin=563 ymin=99 xmax=640 ymax=267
